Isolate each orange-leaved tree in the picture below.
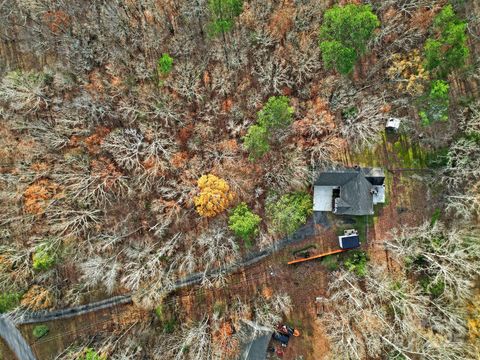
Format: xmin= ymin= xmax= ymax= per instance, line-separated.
xmin=23 ymin=179 xmax=62 ymax=214
xmin=194 ymin=174 xmax=235 ymax=217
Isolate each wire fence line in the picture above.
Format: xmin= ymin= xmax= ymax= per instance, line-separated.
xmin=0 ymin=214 xmax=322 ymax=360
xmin=14 ymin=215 xmax=322 ymax=325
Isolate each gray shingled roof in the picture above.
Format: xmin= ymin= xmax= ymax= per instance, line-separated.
xmin=314 ymin=168 xmax=384 ymax=216
xmin=313 ymin=171 xmax=358 ymax=186
xmin=238 ymin=320 xmax=273 ymax=360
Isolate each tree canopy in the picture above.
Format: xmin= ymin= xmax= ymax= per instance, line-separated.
xmin=319 ymin=4 xmax=379 ymax=74
xmin=243 ymin=96 xmax=294 ymax=161
xmin=228 ymin=203 xmax=261 ymax=245
xmin=267 ymin=192 xmax=312 ymax=235
xmin=208 ymin=0 xmax=243 ymax=36
xmin=194 ymin=174 xmax=235 ymax=217
xmin=424 ymin=5 xmax=469 ymax=78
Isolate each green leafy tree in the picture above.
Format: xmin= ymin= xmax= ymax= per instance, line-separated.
xmin=319 ymin=4 xmax=380 ymax=74
xmin=243 ymin=96 xmax=294 ymax=161
xmin=319 ymin=41 xmax=357 ymax=75
xmin=424 ymin=5 xmax=469 ymax=77
xmin=267 ymin=192 xmax=313 ymax=235
xmin=243 ymin=124 xmax=270 ymax=161
xmin=419 ymin=80 xmax=450 ymax=125
xmin=208 ymin=0 xmax=243 ymax=36
xmin=257 ymin=96 xmax=294 ymax=130
xmin=157 ymin=53 xmax=173 ymax=75
xmin=228 ymin=203 xmax=261 ymax=246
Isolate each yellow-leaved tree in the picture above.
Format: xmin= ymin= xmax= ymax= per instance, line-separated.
xmin=194 ymin=174 xmax=235 ymax=217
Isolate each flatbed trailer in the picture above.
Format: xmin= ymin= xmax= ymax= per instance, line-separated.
xmin=287 ymin=248 xmax=348 ymax=265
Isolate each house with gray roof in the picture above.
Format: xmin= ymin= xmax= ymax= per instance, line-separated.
xmin=238 ymin=320 xmax=274 ymax=360
xmin=313 ymin=167 xmax=385 ymax=216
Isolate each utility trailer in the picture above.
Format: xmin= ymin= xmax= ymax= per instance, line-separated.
xmin=287 ymin=229 xmax=360 ymax=265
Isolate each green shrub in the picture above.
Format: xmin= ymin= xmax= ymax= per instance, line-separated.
xmin=32 ymin=245 xmax=56 ymax=271
xmin=343 ymin=250 xmax=369 ymax=277
xmin=243 ymin=124 xmax=270 ymax=161
xmin=157 ymin=53 xmax=173 ymax=75
xmin=319 ymin=4 xmax=379 ymax=74
xmin=162 ymin=318 xmax=177 ymax=334
xmin=424 ymin=4 xmax=469 ymax=78
xmin=419 ymin=80 xmax=450 ymax=125
xmin=32 ymin=325 xmax=49 ymax=339
xmin=79 ymin=348 xmax=106 ymax=360
xmin=228 ymin=203 xmax=261 ymax=246
xmin=267 ymin=192 xmax=313 ymax=235
xmin=208 ymin=0 xmax=243 ymax=36
xmin=425 ymin=147 xmax=449 ymax=168
xmin=420 ymin=276 xmax=445 ymax=298
xmin=0 ymin=292 xmax=21 ymax=313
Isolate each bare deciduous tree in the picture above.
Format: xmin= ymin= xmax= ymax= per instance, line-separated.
xmin=102 ymin=128 xmax=145 ymax=171
xmin=253 ymin=293 xmax=292 ymax=329
xmin=322 ymin=264 xmax=475 ymax=360
xmin=80 ymin=255 xmax=120 ymax=294
xmin=264 ymin=150 xmax=310 ymax=192
xmin=385 ymin=222 xmax=480 ymax=302
xmin=156 ymin=317 xmax=213 ymax=360
xmin=339 ymin=95 xmax=387 ymax=151
xmin=0 ymin=70 xmax=50 ymax=114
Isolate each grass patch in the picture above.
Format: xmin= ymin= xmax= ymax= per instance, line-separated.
xmin=155 ymin=302 xmax=178 ymax=334
xmin=390 ymin=133 xmax=429 ymax=168
xmin=349 ymin=138 xmax=384 ymax=167
xmin=196 ymin=289 xmax=206 ymax=304
xmin=336 ymin=215 xmax=373 ymax=244
xmin=154 ymin=304 xmax=164 ymax=320
xmin=354 ymin=215 xmax=373 ymax=243
xmin=430 ymin=208 xmax=442 ymax=226
xmin=33 ymin=325 xmax=49 ymax=339
xmin=321 ymin=254 xmax=339 ymax=271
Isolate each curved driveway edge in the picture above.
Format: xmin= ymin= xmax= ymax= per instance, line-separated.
xmin=0 ymin=315 xmax=36 ymax=360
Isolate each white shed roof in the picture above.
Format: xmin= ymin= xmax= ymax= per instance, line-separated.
xmin=313 ymin=186 xmax=336 ymax=211
xmin=386 ymin=118 xmax=401 ymax=129
xmin=372 ymin=185 xmax=386 ymax=204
